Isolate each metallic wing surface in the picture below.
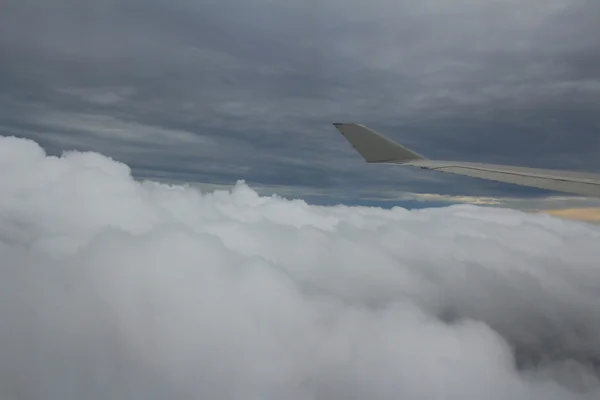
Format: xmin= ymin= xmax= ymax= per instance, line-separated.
xmin=333 ymin=123 xmax=600 ymax=198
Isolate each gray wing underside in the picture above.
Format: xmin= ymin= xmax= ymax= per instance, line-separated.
xmin=333 ymin=123 xmax=600 ymax=198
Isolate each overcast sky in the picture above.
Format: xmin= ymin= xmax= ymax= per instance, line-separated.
xmin=2 ymin=0 xmax=600 ymax=203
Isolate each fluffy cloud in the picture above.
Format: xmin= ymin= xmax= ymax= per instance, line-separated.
xmin=1 ymin=135 xmax=600 ymax=399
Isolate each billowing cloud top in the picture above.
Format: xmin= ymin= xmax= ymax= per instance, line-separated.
xmin=1 ymin=0 xmax=600 ymax=198
xmin=2 ymin=135 xmax=600 ymax=399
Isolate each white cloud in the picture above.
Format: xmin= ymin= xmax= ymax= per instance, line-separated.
xmin=1 ymin=135 xmax=600 ymax=399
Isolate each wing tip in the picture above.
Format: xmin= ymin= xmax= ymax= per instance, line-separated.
xmin=332 ymin=122 xmax=425 ymax=163
xmin=333 ymin=122 xmax=366 ymax=137
xmin=332 ymin=122 xmax=350 ymax=129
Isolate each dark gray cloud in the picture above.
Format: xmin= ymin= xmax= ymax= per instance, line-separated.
xmin=1 ymin=0 xmax=600 ymax=199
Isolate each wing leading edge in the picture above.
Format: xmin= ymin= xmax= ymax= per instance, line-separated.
xmin=333 ymin=123 xmax=600 ymax=198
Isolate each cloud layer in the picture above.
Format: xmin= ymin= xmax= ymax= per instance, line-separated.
xmin=2 ymin=0 xmax=599 ymax=197
xmin=1 ymin=136 xmax=600 ymax=399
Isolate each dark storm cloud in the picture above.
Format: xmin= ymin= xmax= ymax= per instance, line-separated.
xmin=1 ymin=0 xmax=600 ymax=198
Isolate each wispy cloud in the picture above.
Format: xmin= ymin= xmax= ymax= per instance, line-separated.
xmin=405 ymin=192 xmax=600 ymax=222
xmin=539 ymin=207 xmax=600 ymax=223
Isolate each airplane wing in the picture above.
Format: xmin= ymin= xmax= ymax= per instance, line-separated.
xmin=333 ymin=123 xmax=600 ymax=197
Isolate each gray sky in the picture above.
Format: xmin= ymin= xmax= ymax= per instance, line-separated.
xmin=2 ymin=0 xmax=600 ymax=202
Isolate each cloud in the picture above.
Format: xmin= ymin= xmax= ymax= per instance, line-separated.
xmin=406 ymin=193 xmax=600 ymax=223
xmin=409 ymin=193 xmax=507 ymax=205
xmin=2 ymin=135 xmax=600 ymax=399
xmin=540 ymin=207 xmax=600 ymax=223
